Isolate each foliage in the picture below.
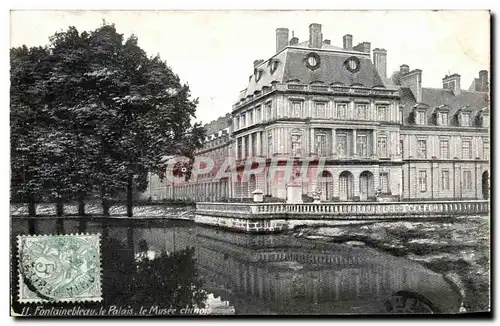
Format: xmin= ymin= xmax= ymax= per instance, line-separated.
xmin=10 ymin=23 xmax=205 ymax=212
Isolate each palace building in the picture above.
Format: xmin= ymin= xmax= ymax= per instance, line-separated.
xmin=145 ymin=23 xmax=490 ymax=202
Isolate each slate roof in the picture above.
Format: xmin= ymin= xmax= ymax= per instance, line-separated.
xmin=400 ymin=86 xmax=489 ymax=125
xmin=236 ymin=47 xmax=385 ymax=102
xmin=282 ymin=51 xmax=383 ymax=87
xmin=204 ymin=113 xmax=231 ymax=136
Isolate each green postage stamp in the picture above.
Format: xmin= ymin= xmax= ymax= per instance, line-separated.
xmin=17 ymin=234 xmax=102 ymax=303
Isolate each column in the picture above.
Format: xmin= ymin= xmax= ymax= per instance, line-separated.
xmin=242 ymin=135 xmax=246 ymax=159
xmin=269 ymin=130 xmax=273 ymax=155
xmin=353 ymin=129 xmax=357 ymax=157
xmin=372 ymin=130 xmax=377 ymax=157
xmin=234 ymin=138 xmax=239 ymax=159
xmin=248 ymin=133 xmax=253 ymax=157
xmin=310 ymin=128 xmax=315 ymax=154
xmin=332 ymin=128 xmax=336 ymax=156
xmin=370 ymin=101 xmax=375 ymax=121
xmin=256 ymin=132 xmax=262 ymax=156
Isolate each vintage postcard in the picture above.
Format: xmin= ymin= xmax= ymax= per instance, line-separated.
xmin=10 ymin=10 xmax=490 ymax=316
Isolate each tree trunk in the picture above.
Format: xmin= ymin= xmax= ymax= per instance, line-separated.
xmin=28 ymin=197 xmax=36 ymax=217
xmin=78 ymin=193 xmax=85 ymax=216
xmin=28 ymin=219 xmax=36 ymax=234
xmin=102 ymin=199 xmax=110 ymax=217
xmin=127 ymin=172 xmax=133 ymax=217
xmin=56 ymin=200 xmax=63 ymax=217
xmin=101 ymin=187 xmax=110 ymax=217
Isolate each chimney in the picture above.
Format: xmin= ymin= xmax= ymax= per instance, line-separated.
xmin=400 ymin=69 xmax=423 ymax=103
xmin=442 ymin=73 xmax=461 ymax=96
xmin=276 ymin=28 xmax=289 ymax=53
xmin=343 ymin=34 xmax=353 ymax=49
xmin=373 ymin=48 xmax=387 ymax=80
xmin=353 ymin=42 xmax=371 ymax=53
xmin=400 ymin=64 xmax=410 ymax=75
xmin=253 ymin=59 xmax=264 ymax=68
xmin=479 ymin=70 xmax=489 ymax=92
xmin=309 ymin=23 xmax=322 ymax=48
xmin=323 ymin=39 xmax=331 ymax=45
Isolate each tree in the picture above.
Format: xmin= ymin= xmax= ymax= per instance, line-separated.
xmin=10 ymin=23 xmax=205 ymax=216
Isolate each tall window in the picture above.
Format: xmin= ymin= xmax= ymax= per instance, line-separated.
xmin=399 ymin=109 xmax=404 ymax=124
xmin=462 ymin=139 xmax=472 ymax=159
xmin=315 ymin=102 xmax=326 ymax=118
xmin=315 ymin=133 xmax=327 ymax=156
xmin=377 ymin=105 xmax=388 ymax=121
xmin=244 ymin=137 xmax=249 ymax=158
xmin=357 ymin=134 xmax=368 ymax=157
xmin=417 ymin=139 xmax=427 ymax=158
xmin=461 ymin=112 xmax=471 ymax=127
xmin=416 ymin=111 xmax=426 ymax=125
xmin=400 ymin=139 xmax=404 ymax=157
xmin=378 ymin=135 xmax=388 ymax=157
xmin=235 ymin=116 xmax=240 ymax=130
xmin=336 ymin=103 xmax=347 ymax=119
xmin=380 ymin=173 xmax=389 ymax=193
xmin=291 ymin=130 xmax=302 ymax=157
xmin=483 ymin=139 xmax=489 ymax=160
xmin=255 ymin=107 xmax=261 ymax=123
xmin=267 ymin=133 xmax=273 ymax=156
xmin=241 ymin=115 xmax=246 ymax=128
xmin=237 ymin=138 xmax=242 ymax=159
xmin=292 ymin=101 xmax=302 ymax=118
xmin=463 ymin=170 xmax=472 ymax=190
xmin=438 ymin=111 xmax=449 ymax=126
xmin=419 ymin=170 xmax=427 ymax=192
xmin=440 ymin=139 xmax=449 ymax=159
xmin=356 ymin=104 xmax=368 ymax=120
xmin=248 ymin=111 xmax=253 ymax=126
xmin=251 ymin=133 xmax=257 ymax=156
xmin=441 ymin=170 xmax=450 ymax=190
xmin=265 ymin=102 xmax=272 ymax=120
xmin=337 ymin=133 xmax=348 ymax=157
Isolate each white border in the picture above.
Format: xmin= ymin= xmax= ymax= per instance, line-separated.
xmin=2 ymin=1 xmax=498 ymax=325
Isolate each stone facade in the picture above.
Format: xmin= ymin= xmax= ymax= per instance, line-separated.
xmin=146 ymin=23 xmax=490 ymax=202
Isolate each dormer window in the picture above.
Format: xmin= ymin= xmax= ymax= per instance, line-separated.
xmin=305 ymin=53 xmax=320 ymax=70
xmin=479 ymin=108 xmax=490 ymax=128
xmin=461 ymin=112 xmax=471 ymax=127
xmin=416 ymin=110 xmax=426 ymax=125
xmin=438 ymin=111 xmax=449 ymax=126
xmin=344 ymin=56 xmax=360 ymax=73
xmin=254 ymin=69 xmax=263 ymax=82
xmin=269 ymin=59 xmax=279 ymax=75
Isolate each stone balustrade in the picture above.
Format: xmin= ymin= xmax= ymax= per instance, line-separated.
xmin=196 ymin=200 xmax=489 ymax=220
xmin=233 ymin=82 xmax=399 ymax=110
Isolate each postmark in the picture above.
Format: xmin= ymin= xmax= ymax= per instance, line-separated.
xmin=17 ymin=234 xmax=102 ymax=303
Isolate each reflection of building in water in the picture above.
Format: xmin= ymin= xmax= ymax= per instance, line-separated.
xmin=132 ymin=223 xmax=461 ymax=314
xmin=12 ymin=219 xmax=460 ymax=314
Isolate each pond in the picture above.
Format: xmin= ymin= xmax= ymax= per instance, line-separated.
xmin=11 ymin=218 xmax=463 ymax=315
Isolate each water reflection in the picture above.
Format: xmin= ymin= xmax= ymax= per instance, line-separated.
xmin=11 ymin=218 xmax=462 ymax=315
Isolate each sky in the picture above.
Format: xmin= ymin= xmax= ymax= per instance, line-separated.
xmin=10 ymin=10 xmax=490 ymax=125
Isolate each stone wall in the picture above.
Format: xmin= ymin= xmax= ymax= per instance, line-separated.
xmin=10 ymin=203 xmax=195 ymax=219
